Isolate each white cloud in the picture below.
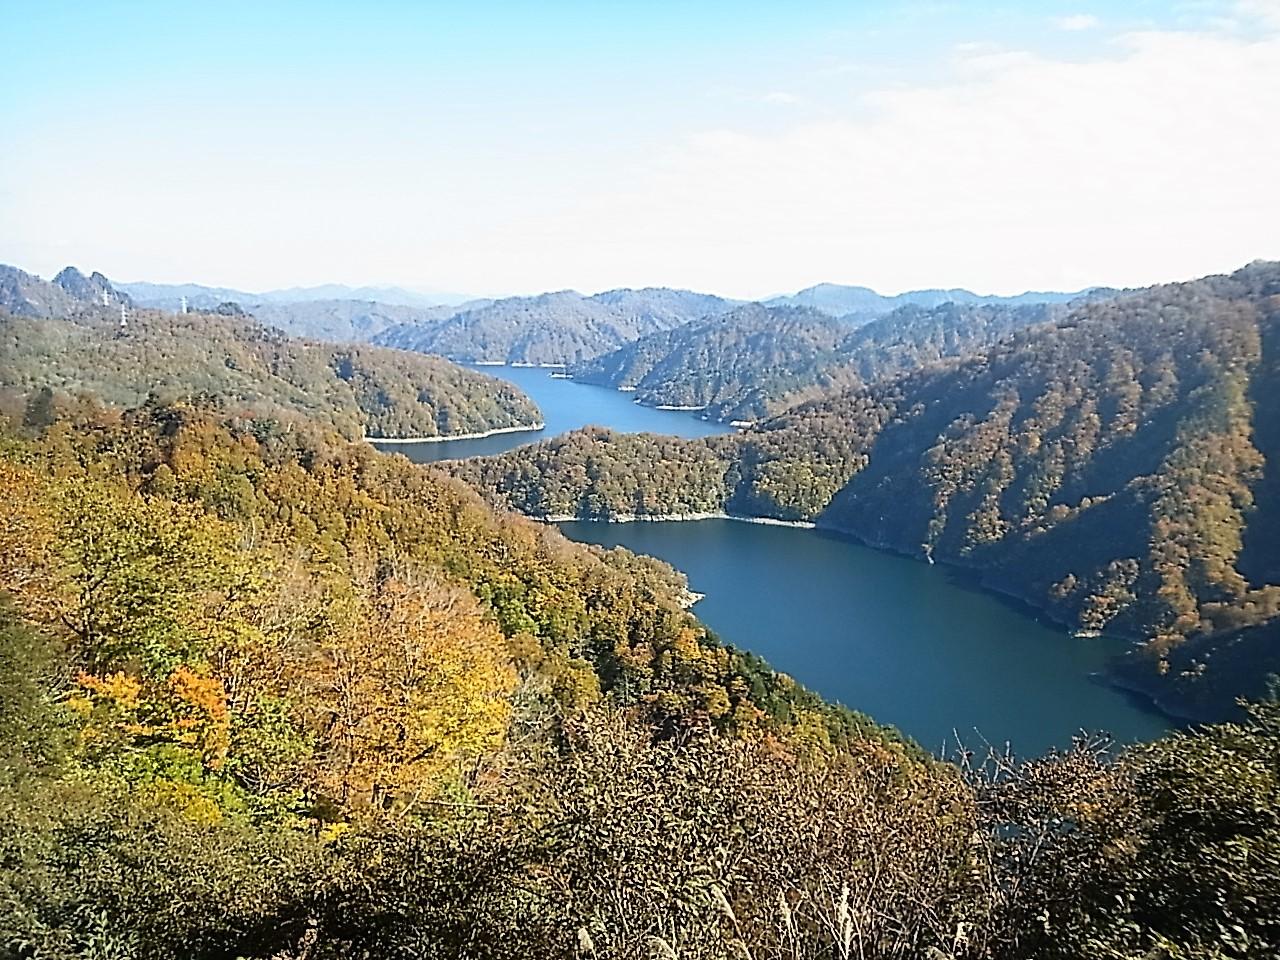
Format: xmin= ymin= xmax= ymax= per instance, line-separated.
xmin=4 ymin=13 xmax=1277 ymax=299
xmin=538 ymin=25 xmax=1280 ymax=296
xmin=1235 ymin=0 xmax=1280 ymax=28
xmin=1054 ymin=14 xmax=1100 ymax=31
xmin=952 ymin=47 xmax=1040 ymax=75
xmin=760 ymin=91 xmax=802 ymax=105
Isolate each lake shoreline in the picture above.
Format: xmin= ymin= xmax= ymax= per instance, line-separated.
xmin=807 ymin=519 xmax=1201 ymax=728
xmin=366 ymin=422 xmax=545 ymax=444
xmin=461 ymin=360 xmax=566 ymax=369
xmin=541 ymin=511 xmax=815 ymax=528
xmin=364 ymin=365 xmax=730 ymax=464
xmin=562 ymin=373 xmax=750 ymax=424
xmin=1100 ymin=670 xmax=1216 ymax=727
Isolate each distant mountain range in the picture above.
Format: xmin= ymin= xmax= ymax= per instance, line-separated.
xmin=5 ymin=265 xmax=1097 ymax=372
xmin=118 ymin=280 xmax=472 ymax=310
xmin=116 ymin=273 xmax=1090 ymax=365
xmin=3 ymin=261 xmax=1097 ymax=427
xmin=373 ymin=288 xmax=738 ymax=365
xmin=117 ymin=280 xmax=484 ymax=343
xmin=765 ymin=282 xmax=1094 ymax=317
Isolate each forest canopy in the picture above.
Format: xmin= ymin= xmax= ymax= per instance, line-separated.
xmin=0 ymin=397 xmax=1277 ymax=959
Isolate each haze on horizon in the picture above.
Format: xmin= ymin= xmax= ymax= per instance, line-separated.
xmin=3 ymin=0 xmax=1278 ymax=301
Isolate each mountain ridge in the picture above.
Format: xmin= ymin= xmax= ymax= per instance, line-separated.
xmin=568 ymin=300 xmax=1065 ymax=422
xmin=767 ymin=281 xmax=1092 ymax=317
xmin=119 ymin=279 xmax=472 ymax=309
xmin=372 ymin=286 xmax=739 ymax=364
xmin=116 ymin=271 xmax=1093 ymax=365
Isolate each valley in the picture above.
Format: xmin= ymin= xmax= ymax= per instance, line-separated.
xmin=455 ymin=262 xmax=1280 ymax=724
xmin=369 ymin=362 xmax=731 ymax=461
xmin=7 ymin=4 xmax=1280 ymax=955
xmin=9 ymin=258 xmax=1277 ymax=736
xmin=3 ymin=257 xmax=1277 ymax=959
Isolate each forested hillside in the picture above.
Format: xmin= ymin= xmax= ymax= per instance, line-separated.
xmin=0 ymin=308 xmax=541 ymax=440
xmin=0 ymin=398 xmax=885 ymax=753
xmin=455 ymin=262 xmax=1280 ymax=720
xmin=374 ymin=287 xmax=736 ymax=364
xmin=1 ymin=397 xmax=1276 ymax=959
xmin=567 ymin=304 xmax=860 ymax=421
xmin=1 ymin=263 xmax=541 ymax=440
xmin=569 ymin=301 xmax=1059 ymax=422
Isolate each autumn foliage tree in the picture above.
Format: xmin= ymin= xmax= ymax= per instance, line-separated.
xmin=305 ymin=571 xmax=516 ymax=812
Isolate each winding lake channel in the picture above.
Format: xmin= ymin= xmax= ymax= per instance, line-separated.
xmin=377 ymin=365 xmax=1173 ymax=755
xmin=372 ymin=364 xmax=731 ymax=463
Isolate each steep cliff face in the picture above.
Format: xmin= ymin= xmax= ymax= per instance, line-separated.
xmin=52 ymin=266 xmax=132 ymax=306
xmin=0 ymin=264 xmax=85 ymax=317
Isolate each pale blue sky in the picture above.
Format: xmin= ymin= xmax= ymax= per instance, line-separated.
xmin=4 ymin=1 xmax=1278 ymax=298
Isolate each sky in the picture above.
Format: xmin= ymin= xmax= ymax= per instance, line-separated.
xmin=3 ymin=0 xmax=1278 ymax=300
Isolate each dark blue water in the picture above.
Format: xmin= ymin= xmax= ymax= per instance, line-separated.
xmin=370 ymin=363 xmax=1172 ymax=755
xmin=558 ymin=519 xmax=1172 ymax=756
xmin=373 ymin=365 xmax=732 ymax=462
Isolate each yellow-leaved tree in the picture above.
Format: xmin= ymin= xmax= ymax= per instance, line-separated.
xmin=0 ymin=462 xmax=259 ymax=808
xmin=307 ymin=569 xmax=517 ymax=812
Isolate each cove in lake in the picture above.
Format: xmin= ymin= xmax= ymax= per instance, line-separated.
xmin=373 ymin=364 xmax=732 ymax=462
xmin=558 ymin=518 xmax=1173 ymax=757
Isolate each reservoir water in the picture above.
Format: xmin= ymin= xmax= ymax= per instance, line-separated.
xmin=373 ymin=364 xmax=732 ymax=462
xmin=377 ymin=363 xmax=1172 ymax=756
xmin=558 ymin=519 xmax=1173 ymax=756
